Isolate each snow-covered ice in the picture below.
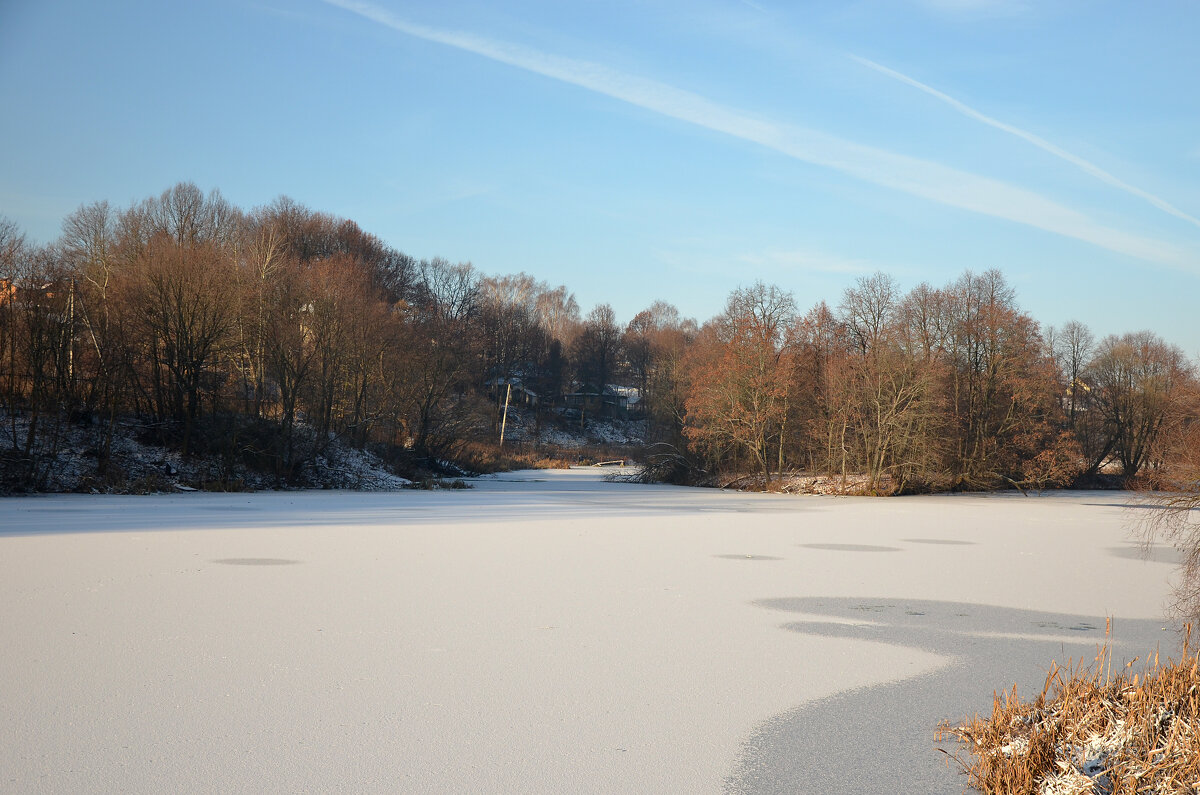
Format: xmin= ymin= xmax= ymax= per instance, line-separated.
xmin=0 ymin=471 xmax=1175 ymax=793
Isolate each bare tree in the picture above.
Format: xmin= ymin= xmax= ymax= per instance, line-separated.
xmin=477 ymin=273 xmax=549 ymax=390
xmin=1135 ymin=377 xmax=1200 ymax=621
xmin=897 ymin=282 xmax=953 ymax=362
xmin=625 ymin=301 xmax=691 ymax=421
xmin=1053 ymin=320 xmax=1095 ymax=424
xmin=840 ymin=271 xmax=899 ymax=355
xmin=60 ymin=201 xmax=129 ymax=470
xmin=572 ymin=304 xmax=623 ymax=389
xmin=390 ymin=259 xmax=480 ymax=456
xmin=1089 ymin=331 xmax=1189 ymax=477
xmin=122 ymin=236 xmax=233 ymax=453
xmin=145 ymin=182 xmax=238 ymax=249
xmin=1 ymin=237 xmax=76 ymax=486
xmin=415 ymin=257 xmax=478 ymax=326
xmin=684 ymin=283 xmax=796 ymax=486
xmin=533 ymin=284 xmax=580 ymax=348
xmin=624 ymin=309 xmax=656 ymax=410
xmin=1 ymin=218 xmax=26 ymax=434
xmin=829 ymin=276 xmax=940 ymax=492
xmin=943 ymin=270 xmax=1039 ymax=487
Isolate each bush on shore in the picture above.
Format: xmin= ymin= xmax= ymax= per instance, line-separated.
xmin=938 ymin=624 xmax=1200 ymax=794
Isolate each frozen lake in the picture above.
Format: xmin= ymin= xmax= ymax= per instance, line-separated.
xmin=0 ymin=470 xmax=1177 ymax=793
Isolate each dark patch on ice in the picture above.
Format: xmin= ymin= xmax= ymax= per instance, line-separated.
xmin=715 ymin=554 xmax=783 ymax=561
xmin=729 ymin=598 xmax=1168 ymax=794
xmin=1033 ymin=620 xmax=1098 ymax=632
xmin=1090 ymin=501 xmax=1192 ymax=511
xmin=197 ymin=506 xmax=257 ymax=512
xmin=1107 ymin=544 xmax=1182 ymax=565
xmin=211 ymin=558 xmax=301 ymax=566
xmin=902 ymin=538 xmax=975 ymax=546
xmin=799 ymin=543 xmax=902 ymax=552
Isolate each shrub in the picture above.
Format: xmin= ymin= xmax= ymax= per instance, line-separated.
xmin=938 ymin=624 xmax=1200 ymax=794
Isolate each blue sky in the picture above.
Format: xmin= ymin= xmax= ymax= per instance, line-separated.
xmin=2 ymin=0 xmax=1199 ymax=351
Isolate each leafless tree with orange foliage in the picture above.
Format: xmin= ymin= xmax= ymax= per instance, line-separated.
xmin=940 ymin=270 xmax=1077 ymax=490
xmin=1089 ymin=331 xmax=1190 ymax=478
xmin=684 ymin=282 xmax=795 ymax=487
xmin=624 ymin=301 xmax=694 ymax=427
xmin=60 ymin=201 xmax=127 ymax=462
xmin=396 ymin=257 xmax=482 ymax=457
xmin=571 ymin=303 xmax=623 ymax=391
xmin=833 ymin=273 xmax=941 ymax=493
xmin=120 ymin=236 xmax=234 ymax=454
xmin=785 ymin=300 xmax=843 ymax=473
xmin=1 ymin=217 xmax=27 ymax=431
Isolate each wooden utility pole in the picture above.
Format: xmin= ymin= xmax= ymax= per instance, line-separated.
xmin=499 ymin=382 xmax=512 ymax=447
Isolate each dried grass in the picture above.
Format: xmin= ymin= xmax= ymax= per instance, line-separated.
xmin=938 ymin=622 xmax=1200 ymax=794
xmin=455 ymin=440 xmax=641 ymax=474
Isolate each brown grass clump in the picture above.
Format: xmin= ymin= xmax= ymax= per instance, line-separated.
xmin=938 ymin=623 xmax=1200 ymax=794
xmin=454 ymin=440 xmax=641 ymax=474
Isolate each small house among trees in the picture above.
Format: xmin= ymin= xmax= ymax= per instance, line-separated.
xmin=564 ymin=384 xmax=629 ymax=417
xmin=485 ymin=377 xmax=539 ymax=408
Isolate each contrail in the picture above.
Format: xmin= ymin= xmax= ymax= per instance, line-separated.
xmin=322 ymin=0 xmax=1188 ymax=267
xmin=852 ymin=55 xmax=1200 ymax=230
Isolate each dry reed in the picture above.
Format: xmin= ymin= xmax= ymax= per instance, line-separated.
xmin=456 ymin=440 xmax=640 ymax=474
xmin=937 ymin=621 xmax=1200 ymax=794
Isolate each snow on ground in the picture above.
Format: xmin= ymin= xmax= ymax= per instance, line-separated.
xmin=496 ymin=408 xmax=646 ymax=448
xmin=1 ymin=414 xmax=411 ymax=493
xmin=0 ymin=472 xmax=1177 ymax=793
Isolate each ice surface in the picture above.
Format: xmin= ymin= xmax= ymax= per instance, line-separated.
xmin=0 ymin=473 xmax=1174 ymax=793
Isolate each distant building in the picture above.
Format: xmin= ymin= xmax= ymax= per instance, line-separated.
xmin=485 ymin=377 xmax=539 ymax=407
xmin=563 ymin=384 xmax=631 ymax=417
xmin=609 ymin=385 xmax=642 ymax=414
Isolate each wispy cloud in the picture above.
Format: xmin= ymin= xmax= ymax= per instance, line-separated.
xmin=323 ymin=0 xmax=1189 ymax=267
xmin=852 ymin=55 xmax=1200 ymax=231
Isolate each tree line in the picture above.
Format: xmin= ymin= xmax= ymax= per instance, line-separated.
xmin=1 ymin=182 xmax=1195 ymax=492
xmin=0 ymin=183 xmax=587 ymax=487
xmin=666 ymin=273 xmax=1196 ymax=492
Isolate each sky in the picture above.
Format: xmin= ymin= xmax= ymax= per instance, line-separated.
xmin=2 ymin=0 xmax=1199 ymax=352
